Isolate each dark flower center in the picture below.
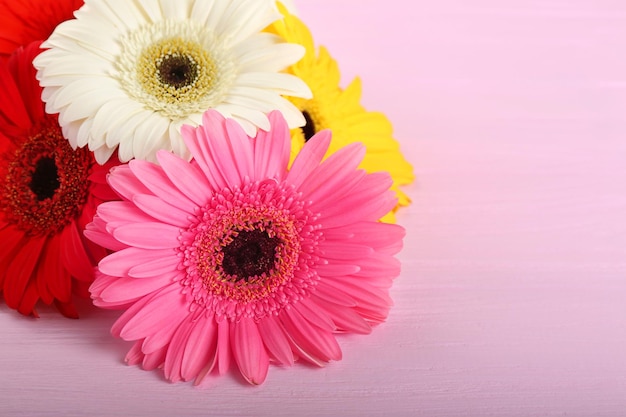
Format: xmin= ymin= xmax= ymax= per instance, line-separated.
xmin=158 ymin=54 xmax=198 ymax=89
xmin=221 ymin=229 xmax=280 ymax=281
xmin=0 ymin=118 xmax=93 ymax=236
xmin=29 ymin=156 xmax=60 ymax=201
xmin=301 ymin=110 xmax=316 ymax=141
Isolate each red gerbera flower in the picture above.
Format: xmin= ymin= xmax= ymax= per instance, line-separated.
xmin=0 ymin=0 xmax=83 ymax=57
xmin=0 ymin=41 xmax=119 ymax=318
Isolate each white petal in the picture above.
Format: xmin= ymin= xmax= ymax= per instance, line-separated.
xmin=235 ymin=37 xmax=306 ymax=72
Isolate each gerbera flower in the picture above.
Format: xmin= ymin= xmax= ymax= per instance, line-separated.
xmin=0 ymin=0 xmax=83 ymax=57
xmin=33 ymin=0 xmax=312 ymax=164
xmin=0 ymin=41 xmax=119 ymax=318
xmin=87 ymin=109 xmax=404 ymax=385
xmin=267 ymin=8 xmax=414 ymax=223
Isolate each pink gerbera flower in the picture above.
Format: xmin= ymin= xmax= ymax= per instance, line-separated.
xmin=87 ymin=109 xmax=404 ymax=385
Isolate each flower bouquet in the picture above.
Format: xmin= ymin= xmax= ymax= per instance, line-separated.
xmin=0 ymin=0 xmax=413 ymax=385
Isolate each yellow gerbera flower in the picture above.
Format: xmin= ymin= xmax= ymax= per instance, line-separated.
xmin=267 ymin=6 xmax=414 ymax=223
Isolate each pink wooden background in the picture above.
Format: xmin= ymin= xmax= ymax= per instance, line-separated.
xmin=2 ymin=0 xmax=626 ymax=415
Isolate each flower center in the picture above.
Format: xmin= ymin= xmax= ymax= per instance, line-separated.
xmin=158 ymin=54 xmax=199 ymax=89
xmin=136 ymin=37 xmax=217 ymax=105
xmin=178 ymin=180 xmax=322 ymax=321
xmin=301 ymin=110 xmax=317 ymax=141
xmin=29 ymin=156 xmax=60 ymax=201
xmin=116 ymin=20 xmax=236 ymax=120
xmin=221 ymin=229 xmax=280 ymax=281
xmin=0 ymin=117 xmax=93 ymax=236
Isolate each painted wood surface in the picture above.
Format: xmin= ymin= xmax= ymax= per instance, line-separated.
xmin=2 ymin=1 xmax=626 ymax=416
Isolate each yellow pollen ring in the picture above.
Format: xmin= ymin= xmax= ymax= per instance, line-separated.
xmin=137 ymin=37 xmax=217 ymax=105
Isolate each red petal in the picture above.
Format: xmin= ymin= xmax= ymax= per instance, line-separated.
xmin=0 ymin=226 xmax=26 ymax=289
xmin=4 ymin=235 xmax=46 ymax=310
xmin=61 ymin=221 xmax=96 ymax=283
xmin=17 ymin=279 xmax=40 ymax=317
xmin=54 ymin=299 xmax=79 ymax=319
xmin=40 ymin=235 xmax=71 ymax=303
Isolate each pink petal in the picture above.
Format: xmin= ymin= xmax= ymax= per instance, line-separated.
xmin=182 ymin=313 xmax=218 ymax=382
xmin=354 ymin=306 xmax=390 ymax=324
xmin=98 ymin=247 xmax=174 ymax=277
xmin=90 ymin=271 xmax=120 ymax=302
xmin=294 ymin=297 xmax=336 ymax=332
xmin=322 ymin=278 xmax=393 ymax=309
xmin=164 ymin=314 xmax=196 ymax=383
xmin=202 ymin=117 xmax=248 ymax=189
xmin=324 ymin=221 xmax=406 ymax=254
xmin=97 ymin=201 xmax=154 ymax=225
xmin=350 ymin=253 xmax=402 ymax=280
xmin=311 ymin=295 xmax=372 ymax=335
xmin=257 ymin=315 xmax=294 ymax=366
xmin=298 ymin=142 xmax=365 ymax=198
xmin=156 ymin=150 xmax=212 ymax=206
xmin=128 ymin=253 xmax=180 ymax=278
xmin=313 ymin=282 xmax=357 ymax=307
xmin=287 ymin=337 xmax=326 ymax=367
xmin=141 ymin=317 xmax=182 ymax=355
xmin=217 ymin=319 xmax=231 ymax=375
xmin=84 ymin=218 xmax=130 ymax=252
xmin=111 ymin=287 xmax=164 ymax=337
xmin=132 ymin=194 xmax=193 ymax=228
xmin=125 ymin=340 xmax=145 ymax=366
xmin=318 ymin=175 xmax=397 ymax=228
xmin=253 ymin=110 xmax=290 ymax=180
xmin=280 ymin=307 xmax=342 ymax=364
xmin=113 ymin=222 xmax=181 ymax=249
xmin=118 ymin=283 xmax=189 ymax=341
xmin=99 ymin=271 xmax=178 ymax=306
xmin=128 ymin=160 xmax=196 ymax=213
xmin=286 ymin=129 xmax=331 ymax=189
xmin=181 ymin=124 xmax=227 ymax=191
xmin=231 ymin=317 xmax=270 ymax=385
xmin=315 ymin=262 xmax=360 ymax=277
xmin=107 ymin=164 xmax=152 ymax=201
xmin=318 ymin=241 xmax=375 ymax=261
xmin=193 ymin=110 xmax=233 ymax=187
xmin=224 ymin=118 xmax=255 ymax=182
xmin=143 ymin=344 xmax=169 ymax=371
xmin=306 ymin=169 xmax=367 ymax=213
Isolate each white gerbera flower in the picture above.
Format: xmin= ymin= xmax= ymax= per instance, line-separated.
xmin=34 ymin=0 xmax=312 ymax=163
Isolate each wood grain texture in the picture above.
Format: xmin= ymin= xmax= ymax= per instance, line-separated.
xmin=2 ymin=0 xmax=626 ymax=416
